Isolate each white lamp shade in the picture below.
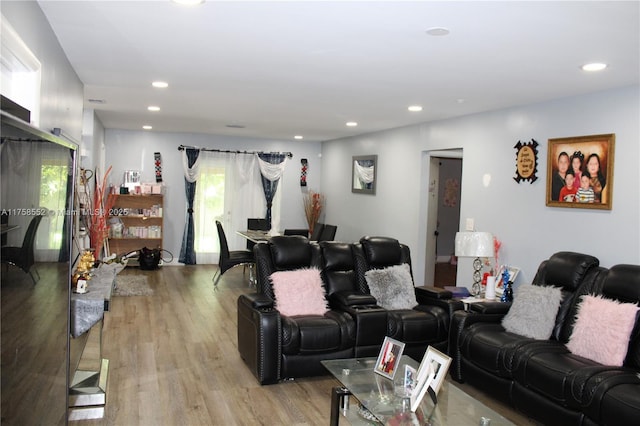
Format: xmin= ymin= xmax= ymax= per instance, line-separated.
xmin=455 ymin=232 xmax=494 ymax=258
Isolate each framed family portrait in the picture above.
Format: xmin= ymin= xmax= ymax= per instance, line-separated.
xmin=374 ymin=336 xmax=405 ymax=379
xmin=546 ymin=134 xmax=615 ymax=210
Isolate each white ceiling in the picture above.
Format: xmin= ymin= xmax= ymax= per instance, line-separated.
xmin=37 ymin=1 xmax=639 ymax=142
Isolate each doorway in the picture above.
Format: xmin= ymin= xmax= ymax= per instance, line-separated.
xmin=424 ymin=150 xmax=462 ymax=288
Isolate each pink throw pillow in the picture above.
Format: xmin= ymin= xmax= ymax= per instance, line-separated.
xmin=270 ymin=268 xmax=328 ymax=316
xmin=566 ymin=294 xmax=639 ymax=366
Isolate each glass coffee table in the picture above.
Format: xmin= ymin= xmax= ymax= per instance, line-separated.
xmin=322 ymin=356 xmax=516 ymax=425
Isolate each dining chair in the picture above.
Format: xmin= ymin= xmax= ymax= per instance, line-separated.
xmin=1 ymin=214 xmax=45 ymax=284
xmin=318 ymin=224 xmax=337 ymax=241
xmin=246 ymin=218 xmax=269 ymax=250
xmin=283 ymin=229 xmax=309 ymax=237
xmin=213 ymin=221 xmax=255 ymax=288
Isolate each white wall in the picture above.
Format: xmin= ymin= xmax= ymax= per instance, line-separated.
xmin=1 ymin=2 xmax=84 ymax=140
xmin=322 ymin=86 xmax=640 ymax=287
xmin=104 ymin=129 xmax=322 ymax=262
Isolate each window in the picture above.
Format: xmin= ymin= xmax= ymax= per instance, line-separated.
xmin=38 ymin=163 xmax=68 ymax=249
xmin=194 ymin=161 xmax=225 ymax=254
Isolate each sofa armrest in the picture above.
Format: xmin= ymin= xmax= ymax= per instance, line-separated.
xmin=237 ymin=294 xmax=281 ymax=384
xmin=415 ymin=285 xmax=453 ymax=301
xmin=468 ymin=301 xmax=512 ymax=315
xmin=329 ymin=291 xmax=378 ymax=309
xmin=241 ymin=292 xmax=275 ymax=310
xmin=448 ymin=309 xmax=507 ymax=382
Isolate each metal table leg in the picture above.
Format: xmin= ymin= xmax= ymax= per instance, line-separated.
xmin=330 ymin=386 xmax=352 ymax=426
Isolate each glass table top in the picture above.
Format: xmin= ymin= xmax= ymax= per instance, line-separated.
xmin=322 ymin=356 xmax=516 ymax=425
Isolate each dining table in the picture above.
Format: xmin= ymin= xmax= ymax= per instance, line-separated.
xmin=1 ymin=224 xmax=19 ymax=234
xmin=236 ymin=229 xmax=272 ymax=244
xmin=235 ymin=230 xmax=274 ymax=285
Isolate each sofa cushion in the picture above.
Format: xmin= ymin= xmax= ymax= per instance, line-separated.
xmin=365 ymin=263 xmax=417 ymax=310
xmin=566 ymin=294 xmax=639 ymax=366
xmin=271 ymin=268 xmax=329 ymax=316
xmin=502 ymin=284 xmax=563 ymax=340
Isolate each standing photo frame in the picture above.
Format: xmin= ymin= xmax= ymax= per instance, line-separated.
xmin=494 ymin=265 xmax=520 ymax=297
xmin=374 ymin=336 xmax=405 ymax=379
xmin=546 ymin=134 xmax=615 ymax=210
xmin=410 ymin=346 xmax=452 ymax=411
xmin=352 ymin=155 xmax=377 ymax=195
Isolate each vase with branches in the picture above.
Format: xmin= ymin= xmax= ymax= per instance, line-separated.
xmin=303 ymin=190 xmax=324 ymax=236
xmin=87 ymin=166 xmax=116 ymax=259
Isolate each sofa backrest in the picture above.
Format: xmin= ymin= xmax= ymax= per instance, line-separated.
xmin=355 ymin=236 xmax=413 ymax=293
xmin=319 ymin=241 xmax=360 ymax=296
xmin=532 ymin=251 xmax=601 ymax=342
xmin=599 ymin=264 xmax=640 ymax=369
xmin=253 ymin=235 xmax=321 ymax=300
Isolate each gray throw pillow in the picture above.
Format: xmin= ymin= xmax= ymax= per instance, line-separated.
xmin=364 ymin=263 xmax=417 ymax=310
xmin=502 ymin=284 xmax=563 ymax=339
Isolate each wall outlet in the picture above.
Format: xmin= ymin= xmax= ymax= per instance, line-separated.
xmin=465 ymin=218 xmax=475 ymax=231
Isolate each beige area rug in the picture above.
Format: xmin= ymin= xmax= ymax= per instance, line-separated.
xmin=113 ymin=274 xmax=154 ymax=296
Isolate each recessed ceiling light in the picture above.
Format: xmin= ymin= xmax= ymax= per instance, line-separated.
xmin=152 ymin=81 xmax=168 ymax=88
xmin=225 ymin=124 xmax=246 ymax=129
xmin=456 ymin=98 xmax=465 ymax=104
xmin=148 ymin=106 xmax=160 ymax=112
xmin=171 ymin=0 xmax=205 ymax=5
xmin=346 ymin=121 xmax=358 ymax=127
xmin=142 ymin=125 xmax=153 ymax=130
xmin=294 ymin=135 xmax=303 ymax=140
xmin=426 ymin=27 xmax=450 ymax=36
xmin=582 ymin=62 xmax=607 ymax=72
xmin=408 ymin=105 xmax=423 ymax=112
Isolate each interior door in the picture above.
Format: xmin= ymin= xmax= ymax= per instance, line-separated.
xmin=424 ymin=150 xmax=463 ymax=287
xmin=424 ymin=158 xmax=440 ymax=285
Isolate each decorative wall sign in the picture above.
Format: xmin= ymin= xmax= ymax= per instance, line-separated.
xmin=300 ymin=158 xmax=308 ymax=186
xmin=513 ymin=139 xmax=538 ymax=183
xmin=546 ymin=133 xmax=615 ymax=210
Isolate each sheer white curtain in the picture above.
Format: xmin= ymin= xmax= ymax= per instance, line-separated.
xmin=194 ymin=152 xmax=266 ymax=264
xmin=1 ymin=140 xmax=69 ymax=261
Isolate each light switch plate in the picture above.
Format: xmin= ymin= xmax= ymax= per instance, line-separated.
xmin=465 ymin=218 xmax=474 ymax=231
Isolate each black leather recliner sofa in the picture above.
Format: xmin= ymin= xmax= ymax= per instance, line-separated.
xmin=237 ymin=235 xmax=462 ymax=384
xmin=449 ymin=252 xmax=640 ymax=425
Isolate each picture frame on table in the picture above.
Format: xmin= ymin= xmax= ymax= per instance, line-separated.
xmin=374 ymin=336 xmax=405 ymax=379
xmin=410 ymin=346 xmax=452 ymax=412
xmin=495 ymin=265 xmax=520 ymax=297
xmin=546 ymin=133 xmax=615 ymax=210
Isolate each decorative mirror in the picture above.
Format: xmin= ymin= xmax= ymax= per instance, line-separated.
xmin=352 ymin=155 xmax=377 ymax=195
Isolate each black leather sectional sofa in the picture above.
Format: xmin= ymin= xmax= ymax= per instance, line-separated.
xmin=237 ymin=236 xmax=462 ymax=385
xmin=449 ymin=252 xmax=640 ymax=426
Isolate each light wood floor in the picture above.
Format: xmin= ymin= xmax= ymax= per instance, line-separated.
xmin=72 ymin=265 xmax=539 ymax=426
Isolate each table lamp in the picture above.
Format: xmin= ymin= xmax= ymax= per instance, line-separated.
xmin=455 ymin=231 xmax=494 ymax=297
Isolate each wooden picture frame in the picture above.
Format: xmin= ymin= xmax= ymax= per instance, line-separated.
xmin=352 ymin=155 xmax=377 ymax=195
xmin=546 ymin=134 xmax=614 ymax=210
xmin=374 ymin=336 xmax=405 ymax=379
